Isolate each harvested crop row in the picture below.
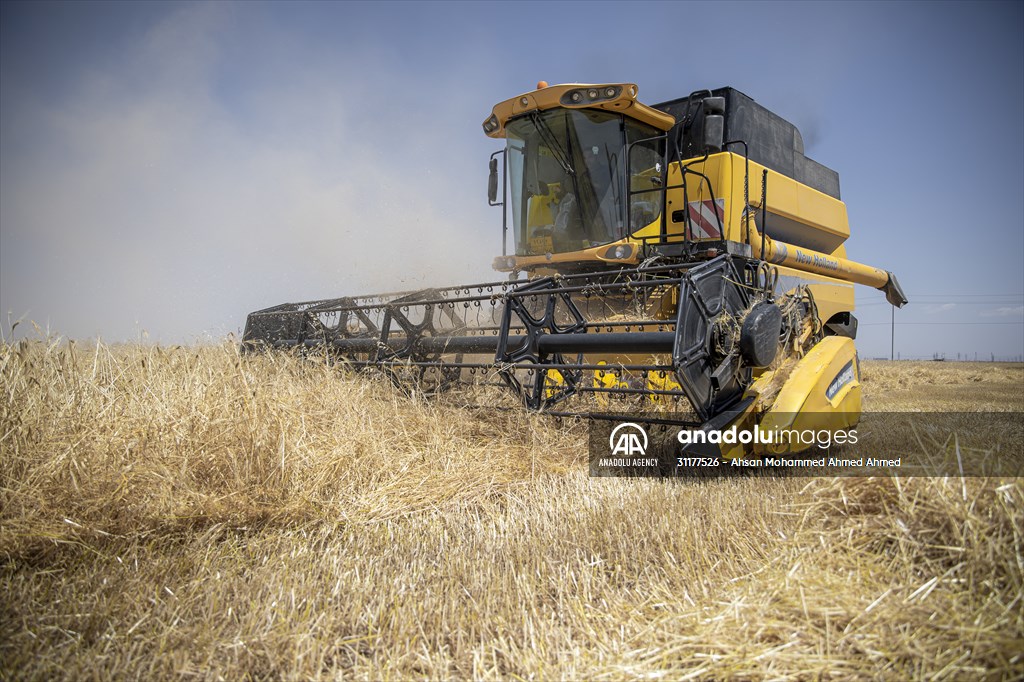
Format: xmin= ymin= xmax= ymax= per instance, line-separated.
xmin=1 ymin=341 xmax=1021 ymax=679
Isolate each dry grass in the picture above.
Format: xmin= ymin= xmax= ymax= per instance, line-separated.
xmin=1 ymin=341 xmax=1021 ymax=680
xmin=860 ymin=360 xmax=1024 ymax=411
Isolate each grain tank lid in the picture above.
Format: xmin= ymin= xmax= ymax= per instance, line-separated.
xmin=482 ymin=83 xmax=676 ymax=138
xmin=652 ymin=87 xmax=842 ymax=200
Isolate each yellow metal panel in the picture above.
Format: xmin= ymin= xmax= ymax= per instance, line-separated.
xmin=656 ymin=154 xmax=738 ymax=242
xmin=644 ymin=152 xmax=851 ymax=255
xmin=772 ymin=264 xmax=856 ymax=326
xmin=736 ymin=160 xmax=850 ymax=247
xmin=756 ymin=336 xmax=861 ymax=454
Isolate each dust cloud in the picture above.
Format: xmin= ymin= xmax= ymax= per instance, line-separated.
xmin=1 ymin=3 xmax=500 ymax=342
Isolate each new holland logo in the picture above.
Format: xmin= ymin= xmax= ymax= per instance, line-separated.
xmin=609 ymin=422 xmax=649 ymax=456
xmin=826 ymin=360 xmax=856 ymax=401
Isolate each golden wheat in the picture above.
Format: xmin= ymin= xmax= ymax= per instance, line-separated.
xmin=1 ymin=340 xmax=1021 ymax=679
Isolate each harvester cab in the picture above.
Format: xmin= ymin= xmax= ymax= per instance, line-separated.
xmin=243 ymin=81 xmax=908 ymax=458
xmin=486 ymin=82 xmax=675 ymax=275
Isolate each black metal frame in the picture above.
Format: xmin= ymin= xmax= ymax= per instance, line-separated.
xmin=243 ymin=254 xmax=777 ymax=424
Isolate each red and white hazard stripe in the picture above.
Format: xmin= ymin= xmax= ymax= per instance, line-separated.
xmin=686 ymin=199 xmax=725 ymax=239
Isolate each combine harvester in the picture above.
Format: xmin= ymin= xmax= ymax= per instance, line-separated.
xmin=243 ymin=82 xmax=907 ymax=456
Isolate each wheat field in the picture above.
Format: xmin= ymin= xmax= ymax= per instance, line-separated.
xmin=1 ymin=339 xmax=1021 ymax=680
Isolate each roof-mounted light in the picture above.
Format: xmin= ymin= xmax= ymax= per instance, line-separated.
xmin=561 ymin=85 xmax=622 ymax=107
xmin=482 ymin=114 xmax=500 ymax=134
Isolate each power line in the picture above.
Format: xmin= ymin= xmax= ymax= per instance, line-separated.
xmin=857 ymin=300 xmax=1023 ymax=306
xmin=908 ymin=293 xmax=1023 ymax=298
xmin=860 ymin=319 xmax=1019 ymax=325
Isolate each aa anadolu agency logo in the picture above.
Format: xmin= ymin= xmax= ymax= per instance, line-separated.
xmin=595 ymin=421 xmax=660 ymax=470
xmin=608 ymin=422 xmax=649 ymax=456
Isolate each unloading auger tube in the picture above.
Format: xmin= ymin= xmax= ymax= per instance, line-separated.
xmin=742 ymin=212 xmax=907 ymax=308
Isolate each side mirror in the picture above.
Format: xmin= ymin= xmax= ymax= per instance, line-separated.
xmin=702 ymin=97 xmax=725 ymax=153
xmin=488 ymin=158 xmax=499 ymax=204
xmin=703 ymin=115 xmax=724 ymax=152
xmin=702 ymin=96 xmax=725 ymax=115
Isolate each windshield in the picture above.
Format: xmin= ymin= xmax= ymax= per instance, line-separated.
xmin=506 ymin=109 xmax=663 ymax=256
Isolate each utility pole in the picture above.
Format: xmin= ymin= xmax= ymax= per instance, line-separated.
xmin=890 ymin=305 xmax=895 ymax=361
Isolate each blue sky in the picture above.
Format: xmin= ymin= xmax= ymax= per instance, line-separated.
xmin=1 ymin=0 xmax=1022 ymax=359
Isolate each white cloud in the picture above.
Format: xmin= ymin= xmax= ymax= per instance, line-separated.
xmin=980 ymin=306 xmax=1024 ymax=318
xmin=1 ymin=4 xmax=498 ymax=342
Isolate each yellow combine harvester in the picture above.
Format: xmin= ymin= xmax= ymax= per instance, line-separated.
xmin=244 ymin=82 xmax=907 ymax=457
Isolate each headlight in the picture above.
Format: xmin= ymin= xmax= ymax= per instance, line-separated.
xmin=492 ymin=255 xmax=518 ymax=271
xmin=603 ymin=244 xmax=634 ymax=260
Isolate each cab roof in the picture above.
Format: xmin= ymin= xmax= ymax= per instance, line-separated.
xmin=482 ymin=83 xmax=676 ymax=138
